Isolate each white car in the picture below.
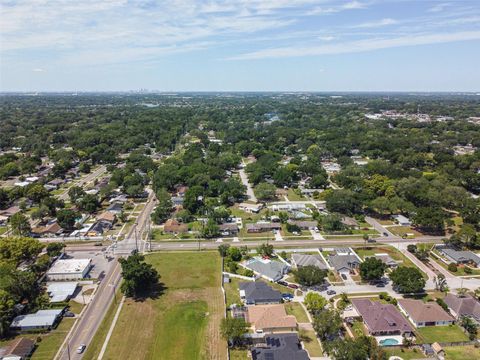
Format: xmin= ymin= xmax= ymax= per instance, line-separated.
xmin=76 ymin=344 xmax=86 ymax=354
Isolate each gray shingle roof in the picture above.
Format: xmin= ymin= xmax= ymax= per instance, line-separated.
xmin=245 ymin=258 xmax=289 ymax=281
xmin=251 ymin=333 xmax=310 ymax=360
xmin=439 ymin=247 xmax=480 ymax=265
xmin=328 ymin=254 xmax=360 ymax=272
xmin=291 ymin=254 xmax=328 ymax=270
xmin=444 ymin=294 xmax=480 ymax=321
xmin=239 ymin=282 xmax=282 ymax=304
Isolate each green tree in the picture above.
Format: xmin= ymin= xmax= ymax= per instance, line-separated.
xmin=0 ymin=236 xmax=43 ymax=264
xmin=390 ymin=266 xmax=425 ymax=293
xmin=325 ymin=189 xmax=361 ymax=216
xmin=256 ymin=243 xmax=274 ymax=257
xmin=0 ymin=289 xmax=15 ymax=338
xmin=151 ymin=189 xmax=173 ymax=225
xmin=254 ymin=182 xmax=277 ymax=201
xmin=26 ymin=184 xmax=49 ymax=203
xmin=9 ymin=212 xmax=31 ymax=236
xmin=218 ymin=244 xmax=230 ymax=257
xmin=77 ymin=194 xmax=100 ymax=213
xmin=220 ymin=317 xmax=249 ymax=347
xmin=412 ymin=207 xmax=446 ymax=233
xmin=201 ymin=218 xmax=220 ymax=238
xmin=118 ymin=252 xmax=159 ymax=298
xmin=294 ymin=265 xmax=328 ymax=287
xmin=313 ymin=309 xmax=343 ymax=342
xmin=68 ymin=186 xmax=86 ymax=203
xmin=359 ymin=257 xmax=386 ymax=282
xmin=46 ymin=242 xmax=65 ymax=257
xmin=304 ymin=292 xmax=328 ymax=312
xmin=56 ymin=209 xmax=79 ymax=229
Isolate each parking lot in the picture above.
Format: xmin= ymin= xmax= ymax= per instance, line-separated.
xmin=64 ymin=249 xmax=115 ymax=281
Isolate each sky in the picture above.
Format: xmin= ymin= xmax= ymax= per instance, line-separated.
xmin=1 ymin=0 xmax=480 ymax=92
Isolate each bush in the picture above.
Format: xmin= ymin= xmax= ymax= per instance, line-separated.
xmin=464 ymin=266 xmax=473 ymax=274
xmin=407 ymin=244 xmax=417 ymax=253
xmin=448 ymin=263 xmax=458 ymax=272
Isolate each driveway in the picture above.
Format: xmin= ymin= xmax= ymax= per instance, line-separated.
xmin=274 ymin=230 xmax=284 ymax=242
xmin=310 ymin=229 xmax=324 ymax=240
xmin=238 ymin=164 xmax=257 ymax=202
xmin=365 ymin=216 xmax=398 ymax=238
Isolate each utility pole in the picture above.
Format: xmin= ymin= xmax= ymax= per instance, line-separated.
xmin=67 ymin=342 xmax=71 ymax=360
xmin=134 ymin=222 xmax=138 ymax=252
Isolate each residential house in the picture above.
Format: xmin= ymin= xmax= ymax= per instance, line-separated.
xmin=31 ymin=221 xmax=63 ymax=237
xmin=327 ymin=248 xmax=361 ymax=275
xmin=245 ymin=258 xmax=289 ymax=282
xmin=247 ymin=304 xmax=297 ymax=333
xmin=246 ymin=222 xmax=281 ymax=233
xmin=291 ymin=254 xmax=328 ymax=270
xmin=437 ymin=246 xmax=480 ymax=267
xmin=218 ymin=223 xmax=239 ymax=236
xmin=10 ymin=309 xmax=63 ymax=332
xmin=398 ymin=299 xmax=454 ymax=327
xmin=251 ymin=333 xmax=309 ymax=360
xmin=109 ymin=194 xmax=128 ymax=203
xmin=270 ymin=203 xmax=306 ymax=212
xmin=96 ymin=211 xmax=116 ymax=224
xmin=351 ymin=299 xmax=414 ymax=336
xmin=239 ymin=202 xmax=264 ymax=214
xmin=0 ymin=206 xmax=21 ymax=220
xmin=163 ymin=219 xmax=188 ymax=234
xmin=106 ymin=202 xmax=124 ymax=214
xmin=287 ymin=220 xmax=317 ymax=230
xmin=171 ymin=196 xmax=184 ymax=207
xmin=367 ymin=254 xmax=398 ymax=268
xmin=392 ymin=214 xmax=412 ymax=226
xmin=444 ymin=294 xmax=480 ymax=323
xmin=239 ymin=282 xmax=282 ymax=305
xmin=86 ymin=220 xmax=112 ymax=236
xmin=341 ymin=216 xmax=359 ymax=229
xmin=0 ymin=337 xmax=35 ymax=360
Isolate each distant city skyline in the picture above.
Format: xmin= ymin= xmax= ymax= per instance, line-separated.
xmin=1 ymin=0 xmax=480 ymax=92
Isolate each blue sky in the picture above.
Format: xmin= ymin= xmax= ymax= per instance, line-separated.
xmin=1 ymin=0 xmax=480 ymax=92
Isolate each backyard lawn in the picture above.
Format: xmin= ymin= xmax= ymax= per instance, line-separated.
xmin=31 ymin=319 xmax=76 ymax=360
xmin=444 ymin=345 xmax=480 ymax=359
xmin=224 ymin=277 xmax=242 ymax=307
xmin=230 ymin=349 xmax=248 ymax=360
xmin=416 ymin=325 xmax=469 ymax=344
xmin=285 ymin=302 xmax=309 ymax=323
xmin=99 ymin=251 xmax=227 ymax=360
xmin=384 ymin=348 xmax=426 ymax=360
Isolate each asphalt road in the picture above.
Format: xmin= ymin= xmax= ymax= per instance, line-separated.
xmin=55 ymin=190 xmax=156 ymax=360
xmin=58 ymin=165 xmax=107 ymax=201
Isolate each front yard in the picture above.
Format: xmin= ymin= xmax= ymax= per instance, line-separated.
xmin=284 ymin=302 xmax=309 ymax=323
xmin=416 ymin=325 xmax=469 ymax=344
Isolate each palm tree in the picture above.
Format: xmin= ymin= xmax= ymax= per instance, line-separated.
xmin=363 ymin=234 xmax=369 ymax=249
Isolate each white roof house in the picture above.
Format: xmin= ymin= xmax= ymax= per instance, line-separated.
xmin=46 ymin=259 xmax=91 ymax=281
xmin=392 ymin=214 xmax=411 ymax=226
xmin=47 ymin=282 xmax=78 ymax=302
xmin=10 ymin=309 xmax=63 ymax=331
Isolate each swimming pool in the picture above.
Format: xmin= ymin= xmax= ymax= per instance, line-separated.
xmin=379 ymin=338 xmax=400 ymax=346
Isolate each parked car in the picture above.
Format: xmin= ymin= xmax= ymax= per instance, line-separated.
xmin=287 ymin=283 xmax=299 ymax=289
xmin=282 ymin=293 xmax=294 ymax=301
xmin=341 ymin=274 xmax=347 ymax=280
xmin=367 ymin=239 xmax=376 ymax=243
xmin=77 ymin=344 xmax=86 ymax=354
xmin=383 ymin=232 xmax=389 ymax=237
xmin=327 ymin=290 xmax=336 ymax=295
xmin=64 ymin=311 xmax=75 ymax=318
xmin=277 ymin=280 xmax=288 ymax=286
xmin=376 ymin=283 xmax=386 ymax=288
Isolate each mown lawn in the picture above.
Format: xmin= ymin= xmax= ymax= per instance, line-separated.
xmin=224 ymin=277 xmax=242 ymax=307
xmin=285 ymin=302 xmax=309 ymax=323
xmin=299 ymin=329 xmax=323 ymax=357
xmin=416 ymin=325 xmax=469 ymax=344
xmin=384 ymin=348 xmax=426 ymax=359
xmin=444 ymin=345 xmax=480 ymax=359
xmin=100 ymin=251 xmax=227 ymax=360
xmin=230 ymin=349 xmax=248 ymax=360
xmin=31 ymin=319 xmax=76 ymax=360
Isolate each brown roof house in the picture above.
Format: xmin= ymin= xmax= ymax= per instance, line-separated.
xmin=352 ymin=299 xmax=414 ymax=336
xmin=163 ymin=219 xmax=188 ymax=234
xmin=444 ymin=294 xmax=480 ymax=323
xmin=246 ymin=304 xmax=297 ymax=334
xmin=31 ymin=221 xmax=63 ymax=237
xmin=398 ymin=299 xmax=454 ymax=327
xmin=0 ymin=337 xmax=35 ymax=360
xmin=96 ymin=211 xmax=116 ymax=224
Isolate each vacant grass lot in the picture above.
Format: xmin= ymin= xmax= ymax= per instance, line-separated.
xmin=100 ymin=251 xmax=227 ymax=360
xmin=355 ymin=246 xmax=419 ymax=270
xmin=31 ymin=319 xmax=76 ymax=360
xmin=385 ymin=348 xmax=426 ymax=359
xmin=417 ymin=325 xmax=469 ymax=344
xmin=444 ymin=345 xmax=480 ymax=359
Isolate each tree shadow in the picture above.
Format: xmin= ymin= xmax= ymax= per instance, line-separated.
xmin=132 ymin=281 xmax=167 ymax=302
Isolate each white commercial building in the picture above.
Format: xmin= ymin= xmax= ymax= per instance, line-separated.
xmin=46 ymin=259 xmax=92 ymax=281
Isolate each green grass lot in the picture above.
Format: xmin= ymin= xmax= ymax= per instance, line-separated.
xmin=286 ymin=188 xmax=306 ymax=201
xmin=229 ymin=206 xmax=268 ymax=223
xmin=299 ymin=329 xmax=323 ymax=357
xmin=0 ymin=227 xmax=7 ymax=235
xmin=67 ymin=300 xmax=84 ymax=315
xmin=384 ymin=348 xmax=426 ymax=359
xmin=354 ymin=246 xmax=418 ymax=269
xmin=388 ymin=226 xmax=422 ymax=238
xmin=351 ymin=228 xmax=379 ymax=235
xmin=285 ymin=302 xmax=309 ymax=323
xmin=151 ymin=228 xmax=196 ymax=241
xmin=351 ymin=321 xmax=367 ymax=338
xmin=416 ymin=325 xmax=469 ymax=344
xmin=230 ymin=349 xmax=249 ymax=360
xmin=100 ymin=251 xmax=227 ymax=360
xmin=444 ymin=345 xmax=480 ymax=359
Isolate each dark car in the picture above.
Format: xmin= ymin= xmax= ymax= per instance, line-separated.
xmin=376 ymin=283 xmax=386 ymax=287
xmin=327 ymin=290 xmax=336 ymax=295
xmin=277 ymin=280 xmax=288 ymax=286
xmin=282 ymin=293 xmax=294 ymax=299
xmin=367 ymin=239 xmax=376 ymax=243
xmin=287 ymin=283 xmax=299 ymax=289
xmin=383 ymin=232 xmax=389 ymax=237
xmin=64 ymin=311 xmax=75 ymax=318
xmin=341 ymin=274 xmax=348 ymax=280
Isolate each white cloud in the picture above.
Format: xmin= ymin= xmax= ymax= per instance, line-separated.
xmin=428 ymin=3 xmax=450 ymax=13
xmin=227 ymin=30 xmax=480 ymax=60
xmin=32 ymin=68 xmax=45 ymax=72
xmin=318 ymin=36 xmax=335 ymax=41
xmin=354 ymin=18 xmax=398 ymax=28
